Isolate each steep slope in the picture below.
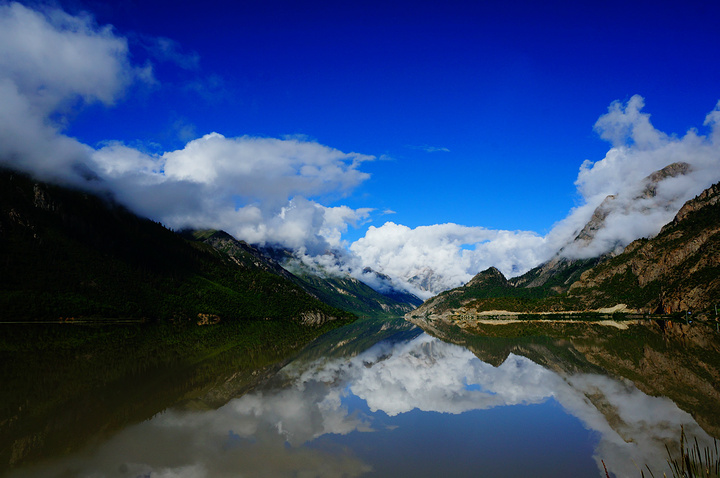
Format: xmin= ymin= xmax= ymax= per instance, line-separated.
xmin=567 ymin=182 xmax=720 ymax=312
xmin=181 ymin=231 xmax=422 ymax=318
xmin=289 ymin=269 xmax=421 ymax=318
xmin=508 ymin=256 xmax=602 ymax=292
xmin=263 ymin=249 xmax=423 ymax=318
xmin=561 ymin=161 xmax=693 ymax=259
xmin=409 ymin=181 xmax=720 ymax=317
xmin=509 ymin=162 xmax=694 ymax=295
xmin=181 ymin=229 xmax=298 ymax=282
xmin=0 ymin=169 xmax=352 ymax=323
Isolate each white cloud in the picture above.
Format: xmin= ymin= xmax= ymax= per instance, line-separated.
xmin=557 ymin=95 xmax=720 ymax=258
xmin=348 ymin=222 xmax=549 ymax=298
xmin=0 ymin=2 xmax=140 ymax=110
xmin=346 ymin=96 xmax=720 ymax=294
xmin=161 ymin=133 xmax=372 ymax=205
xmin=0 ymin=2 xmax=151 ymax=186
xmin=94 ymin=134 xmax=375 ymax=253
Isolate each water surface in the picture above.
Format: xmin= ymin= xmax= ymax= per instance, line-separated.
xmin=2 ymin=318 xmax=719 ymax=477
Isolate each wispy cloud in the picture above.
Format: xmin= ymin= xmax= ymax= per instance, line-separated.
xmin=133 ymin=34 xmax=200 ymax=70
xmin=407 ymin=144 xmax=451 ymax=153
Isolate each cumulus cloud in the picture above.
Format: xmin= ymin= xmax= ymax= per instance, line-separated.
xmin=0 ymin=2 xmax=145 ymax=110
xmin=555 ymin=95 xmax=720 ymax=258
xmin=347 ymin=222 xmax=548 ymax=298
xmin=94 ymin=134 xmax=375 ymax=253
xmin=348 ymin=96 xmax=720 ymax=294
xmin=0 ymin=2 xmax=151 ymax=186
xmin=0 ymin=3 xmax=375 ymax=255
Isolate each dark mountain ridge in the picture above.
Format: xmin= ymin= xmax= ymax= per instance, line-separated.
xmin=182 ymin=230 xmax=421 ymax=318
xmin=0 ymin=169 xmax=351 ymax=324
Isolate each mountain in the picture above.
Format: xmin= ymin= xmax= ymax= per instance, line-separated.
xmin=561 ymin=161 xmax=693 ymax=259
xmin=409 ymin=179 xmax=720 ymax=317
xmin=171 ymin=230 xmax=421 ymax=319
xmin=568 ymin=181 xmax=720 ymax=313
xmin=0 ymin=169 xmax=352 ymax=324
xmin=505 ymin=162 xmax=696 ymax=296
xmin=254 ymin=247 xmax=423 ymax=318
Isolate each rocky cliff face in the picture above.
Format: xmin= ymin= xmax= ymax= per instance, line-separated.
xmin=505 ymin=163 xmax=693 ymax=294
xmin=569 ymin=182 xmax=720 ymax=312
xmin=508 ymin=256 xmax=601 ymax=292
xmin=561 ymin=161 xmax=692 ymax=259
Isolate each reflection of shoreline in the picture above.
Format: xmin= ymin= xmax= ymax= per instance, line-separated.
xmin=463 ymin=318 xmax=637 ymax=329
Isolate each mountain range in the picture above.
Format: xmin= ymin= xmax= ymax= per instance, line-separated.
xmin=0 ymin=168 xmax=419 ymax=322
xmin=2 ymin=159 xmax=718 ymax=323
xmin=409 ymin=167 xmax=720 ymax=318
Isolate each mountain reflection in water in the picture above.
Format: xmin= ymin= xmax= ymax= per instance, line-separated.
xmin=5 ymin=319 xmax=719 ymax=478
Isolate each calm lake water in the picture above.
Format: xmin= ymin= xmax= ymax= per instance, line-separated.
xmin=2 ymin=318 xmax=719 ymax=478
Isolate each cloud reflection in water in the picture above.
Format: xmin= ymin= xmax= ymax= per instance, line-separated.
xmin=9 ymin=333 xmax=714 ymax=478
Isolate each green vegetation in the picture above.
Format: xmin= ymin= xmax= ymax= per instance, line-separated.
xmin=180 ymin=229 xmax=421 ymax=319
xmin=642 ymin=427 xmax=720 ymax=478
xmin=422 ymin=262 xmax=599 ymax=315
xmin=291 ymin=271 xmax=420 ymax=318
xmin=0 ymin=170 xmax=352 ymax=322
xmin=570 ymin=192 xmax=720 ymax=313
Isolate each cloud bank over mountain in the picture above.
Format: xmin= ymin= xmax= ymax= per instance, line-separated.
xmin=0 ymin=3 xmax=374 ymax=255
xmin=2 ymin=3 xmax=719 ymax=298
xmin=93 ymin=134 xmax=374 ymax=253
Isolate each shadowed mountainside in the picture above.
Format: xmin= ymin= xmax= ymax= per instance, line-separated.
xmin=184 ymin=230 xmax=422 ymax=318
xmin=0 ymin=169 xmax=351 ymax=324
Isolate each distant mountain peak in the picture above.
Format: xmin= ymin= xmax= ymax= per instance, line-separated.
xmin=465 ymin=267 xmax=508 ymax=289
xmin=562 ymin=161 xmax=694 ymax=260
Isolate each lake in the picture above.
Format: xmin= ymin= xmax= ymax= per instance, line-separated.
xmin=2 ymin=317 xmax=719 ymax=477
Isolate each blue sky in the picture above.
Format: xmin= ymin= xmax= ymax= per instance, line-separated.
xmin=2 ymin=0 xmax=720 ymax=296
xmin=67 ymin=0 xmax=720 ymax=234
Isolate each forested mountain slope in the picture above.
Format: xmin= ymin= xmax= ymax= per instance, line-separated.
xmin=0 ymin=169 xmax=351 ymax=324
